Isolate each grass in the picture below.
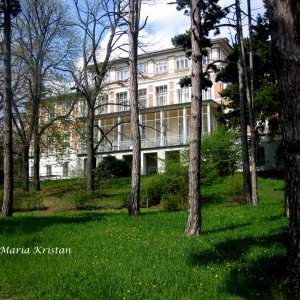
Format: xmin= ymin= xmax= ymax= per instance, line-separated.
xmin=0 ymin=176 xmax=290 ymax=299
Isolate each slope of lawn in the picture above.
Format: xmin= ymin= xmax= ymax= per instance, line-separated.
xmin=0 ymin=177 xmax=289 ymax=299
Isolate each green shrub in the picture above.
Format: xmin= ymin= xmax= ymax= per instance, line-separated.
xmin=161 ymin=192 xmax=187 ymax=210
xmin=70 ymin=189 xmax=97 ymax=209
xmin=95 ymin=156 xmax=131 ymax=180
xmin=141 ymin=176 xmax=167 ymax=207
xmin=224 ymin=173 xmax=246 ymax=204
xmin=201 ymin=126 xmax=241 ymax=185
xmin=141 ymin=154 xmax=189 ymax=210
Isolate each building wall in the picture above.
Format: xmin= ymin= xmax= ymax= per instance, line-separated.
xmin=33 ymin=39 xmax=235 ymax=178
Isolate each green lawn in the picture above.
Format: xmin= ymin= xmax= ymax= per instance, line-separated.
xmin=0 ymin=177 xmax=289 ymax=299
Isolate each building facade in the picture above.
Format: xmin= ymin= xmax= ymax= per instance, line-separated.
xmin=30 ymin=39 xmax=232 ymax=178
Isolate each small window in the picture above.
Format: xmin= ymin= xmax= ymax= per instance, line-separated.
xmin=176 ymin=55 xmax=189 ymax=70
xmin=155 ymin=59 xmax=168 ymax=74
xmin=117 ymin=66 xmax=128 ymax=80
xmin=137 ymin=62 xmax=147 ymax=76
xmin=116 ymin=92 xmax=128 ymax=112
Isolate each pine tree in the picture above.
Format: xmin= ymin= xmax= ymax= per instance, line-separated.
xmin=172 ymin=0 xmax=227 ymax=235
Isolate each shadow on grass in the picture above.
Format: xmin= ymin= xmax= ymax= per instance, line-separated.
xmin=0 ymin=212 xmax=107 ymax=236
xmin=188 ymin=231 xmax=289 ymax=298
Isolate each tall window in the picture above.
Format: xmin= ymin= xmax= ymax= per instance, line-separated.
xmin=176 ymin=86 xmax=190 ymax=103
xmin=138 ymin=89 xmax=147 ymax=108
xmin=137 ymin=62 xmax=147 ymax=77
xmin=117 ymin=66 xmax=128 ymax=80
xmin=202 ymin=88 xmax=212 ymax=100
xmin=116 ymin=92 xmax=128 ymax=111
xmin=155 ymin=59 xmax=167 ymax=74
xmin=47 ymin=105 xmax=55 ymax=122
xmin=202 ymin=53 xmax=211 ymax=65
xmin=63 ymin=162 xmax=69 ymax=177
xmin=156 ymin=85 xmax=168 ymax=106
xmin=79 ymin=100 xmax=87 ymax=117
xmin=176 ymin=55 xmax=189 ymax=70
xmin=62 ymin=133 xmax=70 ymax=149
xmin=46 ymin=165 xmax=52 ymax=177
xmin=97 ymin=94 xmax=109 ymax=114
xmin=62 ymin=100 xmax=72 ymax=118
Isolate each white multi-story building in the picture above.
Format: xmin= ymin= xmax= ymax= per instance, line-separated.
xmin=31 ymin=38 xmax=233 ymax=178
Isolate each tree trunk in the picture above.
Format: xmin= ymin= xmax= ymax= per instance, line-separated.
xmin=21 ymin=143 xmax=30 ymax=192
xmin=33 ymin=131 xmax=41 ymax=191
xmin=266 ymin=0 xmax=300 ymax=293
xmin=1 ymin=0 xmax=14 ymax=217
xmin=86 ymin=101 xmax=95 ymax=190
xmin=128 ymin=0 xmax=141 ymax=216
xmin=185 ymin=0 xmax=202 ymax=236
xmin=247 ymin=0 xmax=258 ymax=205
xmin=235 ymin=0 xmax=252 ymax=204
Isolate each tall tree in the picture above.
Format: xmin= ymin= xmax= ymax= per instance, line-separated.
xmin=246 ymin=0 xmax=258 ymax=205
xmin=235 ymin=0 xmax=252 ymax=204
xmin=13 ymin=0 xmax=76 ymax=191
xmin=127 ymin=0 xmax=142 ymax=215
xmin=266 ymin=0 xmax=300 ymax=293
xmin=0 ymin=0 xmax=20 ymax=217
xmin=172 ymin=0 xmax=227 ymax=235
xmin=185 ymin=0 xmax=202 ymax=235
xmin=72 ymin=0 xmax=126 ymax=191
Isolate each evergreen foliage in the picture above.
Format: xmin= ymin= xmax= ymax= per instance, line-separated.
xmin=95 ymin=156 xmax=131 ymax=180
xmin=0 ymin=0 xmax=21 ymax=16
xmin=216 ymin=14 xmax=281 ymax=131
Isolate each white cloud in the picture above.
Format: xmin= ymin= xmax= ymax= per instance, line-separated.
xmin=140 ymin=0 xmax=190 ymax=50
xmin=140 ymin=0 xmax=266 ymax=48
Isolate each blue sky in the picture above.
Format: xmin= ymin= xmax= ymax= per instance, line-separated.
xmin=65 ymin=0 xmax=266 ymax=56
xmin=140 ymin=0 xmax=266 ymax=49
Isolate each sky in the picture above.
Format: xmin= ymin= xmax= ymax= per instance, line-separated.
xmin=140 ymin=0 xmax=266 ymax=50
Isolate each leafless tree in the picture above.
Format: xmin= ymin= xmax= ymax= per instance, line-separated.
xmin=70 ymin=0 xmax=127 ymax=190
xmin=13 ymin=0 xmax=77 ymax=191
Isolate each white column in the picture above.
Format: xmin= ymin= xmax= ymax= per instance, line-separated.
xmin=160 ymin=109 xmax=164 ymax=146
xmin=207 ymin=104 xmax=211 ymax=133
xmin=183 ymin=106 xmax=187 ymax=143
xmin=117 ymin=117 xmax=121 ymax=150
xmin=157 ymin=150 xmax=165 ymax=173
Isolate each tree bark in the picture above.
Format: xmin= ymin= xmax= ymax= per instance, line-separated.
xmin=235 ymin=0 xmax=252 ymax=204
xmin=266 ymin=0 xmax=300 ymax=293
xmin=33 ymin=131 xmax=41 ymax=191
xmin=86 ymin=99 xmax=95 ymax=191
xmin=1 ymin=0 xmax=14 ymax=217
xmin=21 ymin=143 xmax=30 ymax=192
xmin=128 ymin=0 xmax=141 ymax=216
xmin=247 ymin=0 xmax=258 ymax=205
xmin=185 ymin=0 xmax=202 ymax=236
